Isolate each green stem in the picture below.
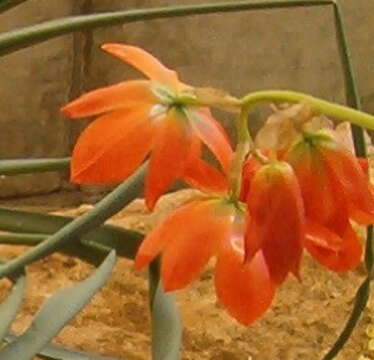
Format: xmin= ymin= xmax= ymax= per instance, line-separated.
xmin=322 ymin=278 xmax=370 ymax=360
xmin=241 ymin=90 xmax=374 ymax=130
xmin=0 ymin=232 xmax=47 ymax=245
xmin=0 ymin=158 xmax=70 ymax=175
xmin=0 ymin=230 xmax=117 ymax=256
xmin=0 ymin=207 xmax=143 ymax=261
xmin=0 ymin=0 xmax=29 ymax=12
xmin=229 ymin=106 xmax=252 ymax=200
xmin=0 ymin=162 xmax=147 ymax=279
xmin=332 ymin=3 xmax=365 ymax=156
xmin=322 ymin=3 xmax=372 ymax=360
xmin=0 ymin=0 xmax=332 ymax=56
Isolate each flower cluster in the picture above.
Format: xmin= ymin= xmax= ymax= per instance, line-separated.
xmin=62 ymin=44 xmax=374 ymax=326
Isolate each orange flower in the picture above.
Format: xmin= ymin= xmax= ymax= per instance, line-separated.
xmin=244 ymin=161 xmax=305 ymax=285
xmin=135 ymin=197 xmax=275 ymax=326
xmin=239 ymin=155 xmax=261 ymax=202
xmin=61 ymin=44 xmax=232 ymax=209
xmin=286 ymin=130 xmax=374 ymax=271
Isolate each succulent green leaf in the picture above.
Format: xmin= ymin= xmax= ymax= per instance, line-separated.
xmin=0 ymin=273 xmax=25 ymax=341
xmin=4 ymin=332 xmax=119 ymax=360
xmin=0 ymin=251 xmax=116 ymax=360
xmin=0 ymin=162 xmax=146 ymax=279
xmin=0 ymin=208 xmax=143 ymax=263
xmin=149 ymin=261 xmax=182 ymax=360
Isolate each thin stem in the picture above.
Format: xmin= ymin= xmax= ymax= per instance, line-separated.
xmin=0 ymin=230 xmax=122 ymax=256
xmin=332 ymin=2 xmax=365 ymax=156
xmin=0 ymin=158 xmax=70 ymax=175
xmin=0 ymin=0 xmax=29 ymax=13
xmin=322 ymin=2 xmax=372 ymax=360
xmin=0 ymin=232 xmax=47 ymax=246
xmin=322 ymin=279 xmax=370 ymax=360
xmin=229 ymin=106 xmax=252 ymax=200
xmin=0 ymin=207 xmax=144 ymax=262
xmin=0 ymin=162 xmax=147 ymax=279
xmin=0 ymin=0 xmax=332 ymax=56
xmin=241 ymin=90 xmax=374 ymax=130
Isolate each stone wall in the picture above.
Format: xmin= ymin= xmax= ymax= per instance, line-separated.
xmin=0 ymin=0 xmax=373 ymax=198
xmin=0 ymin=0 xmax=81 ymax=197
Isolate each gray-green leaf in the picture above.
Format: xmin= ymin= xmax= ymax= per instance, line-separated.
xmin=4 ymin=333 xmax=119 ymax=360
xmin=0 ymin=273 xmax=26 ymax=341
xmin=149 ymin=261 xmax=181 ymax=360
xmin=0 ymin=251 xmax=116 ymax=360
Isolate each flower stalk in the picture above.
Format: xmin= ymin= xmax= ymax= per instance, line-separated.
xmin=241 ymin=90 xmax=374 ymax=130
xmin=229 ymin=105 xmax=252 ymax=200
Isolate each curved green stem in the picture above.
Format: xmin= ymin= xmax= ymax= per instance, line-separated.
xmin=0 ymin=0 xmax=332 ymax=56
xmin=332 ymin=3 xmax=365 ymax=156
xmin=322 ymin=278 xmax=370 ymax=360
xmin=0 ymin=158 xmax=70 ymax=175
xmin=0 ymin=0 xmax=29 ymax=13
xmin=229 ymin=105 xmax=252 ymax=200
xmin=322 ymin=3 xmax=372 ymax=360
xmin=241 ymin=90 xmax=374 ymax=130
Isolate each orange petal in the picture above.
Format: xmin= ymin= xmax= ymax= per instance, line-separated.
xmin=135 ymin=200 xmax=205 ymax=269
xmin=358 ymin=157 xmax=369 ymax=175
xmin=322 ymin=147 xmax=374 ymax=225
xmin=183 ymin=137 xmax=228 ymax=193
xmin=160 ymin=200 xmax=233 ymax=291
xmin=350 ymin=206 xmax=374 ymax=226
xmin=215 ymin=243 xmax=275 ymax=326
xmin=240 ymin=156 xmax=261 ymax=202
xmin=187 ymin=108 xmax=233 ymax=173
xmin=244 ymin=217 xmax=263 ymax=262
xmin=183 ymin=158 xmax=228 ymax=194
xmin=306 ymin=221 xmax=342 ymax=251
xmin=61 ymin=80 xmax=155 ymax=118
xmin=286 ymin=141 xmax=336 ymax=224
xmin=145 ymin=111 xmax=191 ymax=210
xmin=102 ymin=43 xmax=179 ymax=89
xmin=247 ymin=162 xmax=304 ymax=284
xmin=305 ymin=221 xmax=362 ymax=272
xmin=71 ymin=107 xmax=154 ymax=184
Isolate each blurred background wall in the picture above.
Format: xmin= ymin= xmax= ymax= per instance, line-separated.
xmin=0 ymin=0 xmax=373 ymax=200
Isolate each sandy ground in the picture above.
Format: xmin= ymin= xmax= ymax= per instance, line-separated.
xmin=1 ymin=189 xmax=374 ymax=360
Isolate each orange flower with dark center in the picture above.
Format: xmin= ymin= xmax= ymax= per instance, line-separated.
xmin=61 ymin=44 xmax=232 ymax=209
xmin=286 ymin=130 xmax=374 ymax=271
xmin=134 ymin=197 xmax=275 ymax=326
xmin=244 ymin=161 xmax=305 ymax=285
